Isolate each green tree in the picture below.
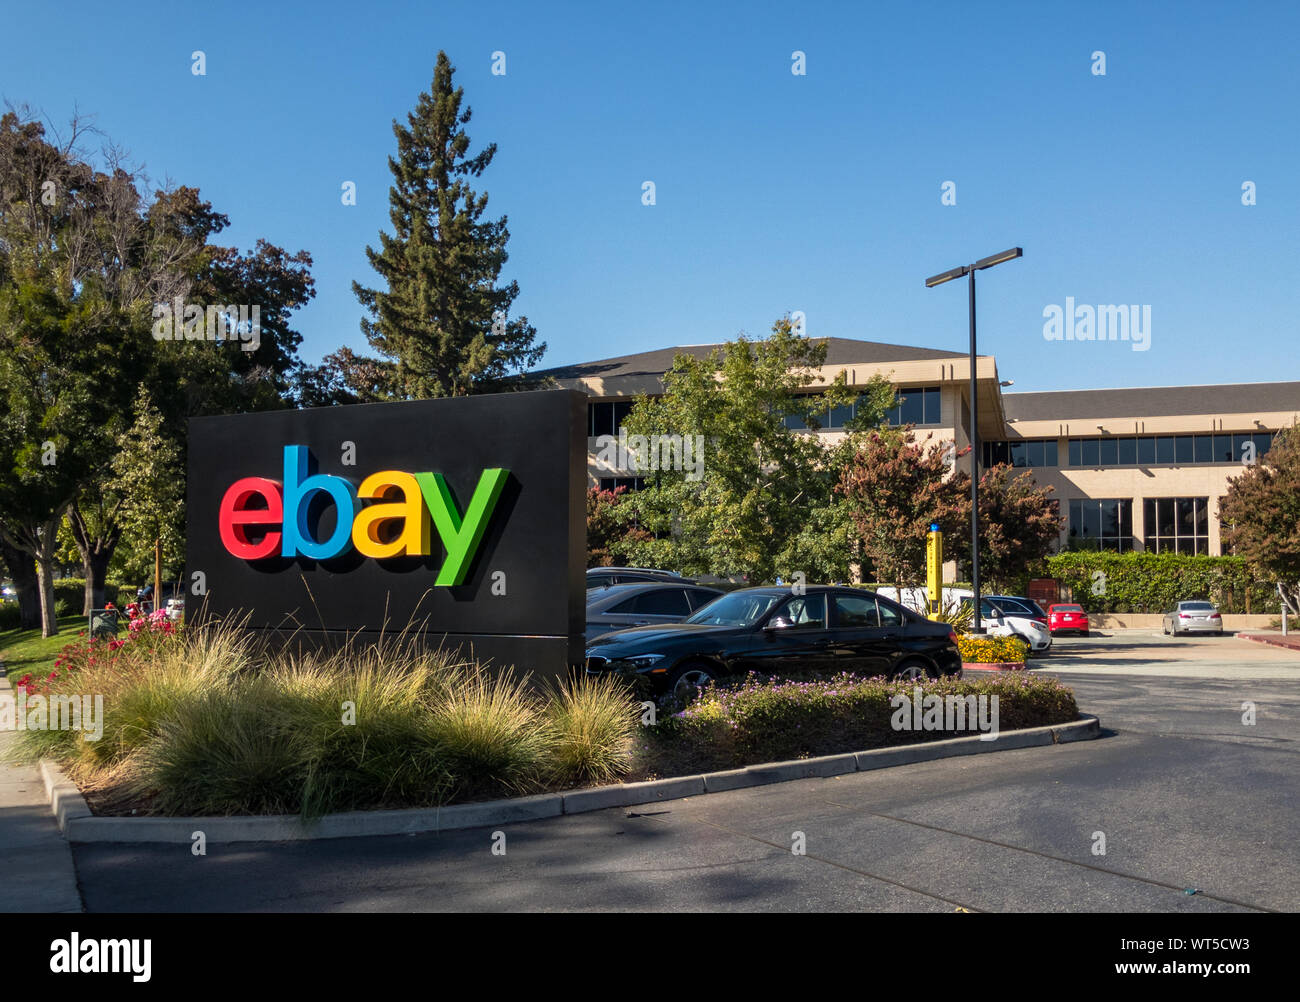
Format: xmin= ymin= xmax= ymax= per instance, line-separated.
xmin=952 ymin=463 xmax=1062 ymax=592
xmin=0 ymin=110 xmax=315 ymax=626
xmin=353 ymin=51 xmax=544 ymax=398
xmin=586 ymin=486 xmax=650 ymax=568
xmin=1220 ymin=424 xmax=1300 ymax=616
xmin=838 ymin=426 xmax=968 ymax=590
xmin=614 ymin=318 xmax=894 ymax=582
xmin=110 ymin=387 xmax=185 ymax=588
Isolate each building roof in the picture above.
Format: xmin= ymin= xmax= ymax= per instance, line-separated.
xmin=536 ymin=337 xmax=970 ymax=381
xmin=1004 ymin=382 xmax=1300 ymax=422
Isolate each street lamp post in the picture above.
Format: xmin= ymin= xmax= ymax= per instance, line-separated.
xmin=925 ymin=247 xmax=1023 ymax=634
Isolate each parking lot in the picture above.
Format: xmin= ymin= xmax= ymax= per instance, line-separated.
xmin=67 ymin=632 xmax=1300 ymax=912
xmin=1033 ymin=630 xmax=1300 ymax=679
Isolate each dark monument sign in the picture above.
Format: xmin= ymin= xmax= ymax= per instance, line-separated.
xmin=186 ymin=390 xmax=587 ymax=679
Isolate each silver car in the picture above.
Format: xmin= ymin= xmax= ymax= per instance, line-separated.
xmin=585 ymin=582 xmax=723 ymax=644
xmin=1163 ymin=601 xmax=1223 ymax=636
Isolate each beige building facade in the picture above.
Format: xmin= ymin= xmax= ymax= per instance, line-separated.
xmin=543 ymin=338 xmax=1299 ymax=557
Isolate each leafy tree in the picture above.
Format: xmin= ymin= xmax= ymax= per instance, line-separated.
xmin=586 ymin=486 xmax=650 ymax=567
xmin=838 ymin=426 xmax=968 ymax=589
xmin=292 ymin=347 xmax=395 ymax=407
xmin=951 ymin=463 xmax=1062 ymax=592
xmin=0 ymin=110 xmax=315 ymax=627
xmin=110 ymin=387 xmax=185 ymax=587
xmin=1220 ymin=424 xmax=1300 ymax=616
xmin=614 ymin=318 xmax=894 ymax=582
xmin=353 ymin=51 xmax=544 ymax=398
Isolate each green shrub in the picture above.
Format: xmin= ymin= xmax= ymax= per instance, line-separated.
xmin=640 ymin=672 xmax=1079 ymax=772
xmin=1045 ymin=552 xmax=1278 ymax=614
xmin=429 ymin=669 xmax=554 ymax=800
xmin=544 ymin=674 xmax=637 ymax=786
xmin=0 ymin=601 xmax=21 ymax=633
xmin=52 ymin=579 xmax=121 ymax=618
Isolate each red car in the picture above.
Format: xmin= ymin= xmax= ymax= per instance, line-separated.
xmin=1047 ymin=603 xmax=1090 ymax=636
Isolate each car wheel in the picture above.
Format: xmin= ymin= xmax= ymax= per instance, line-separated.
xmin=667 ymin=662 xmax=717 ymax=702
xmin=893 ymin=658 xmax=936 ymax=681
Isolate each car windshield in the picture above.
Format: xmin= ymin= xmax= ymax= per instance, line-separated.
xmin=684 ymin=591 xmax=783 ymax=627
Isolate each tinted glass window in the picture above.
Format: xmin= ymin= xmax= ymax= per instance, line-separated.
xmin=877 ymin=599 xmax=904 ymax=627
xmin=1175 ymin=436 xmax=1194 ymax=464
xmin=768 ymin=593 xmax=827 ymax=629
xmin=1098 ymin=438 xmax=1119 ymax=465
xmin=1193 ymin=435 xmax=1212 ymax=463
xmin=685 ymin=592 xmax=782 ymax=626
xmin=1155 ymin=436 xmax=1175 ymax=463
xmin=1137 ymin=437 xmax=1155 ymax=464
xmin=1044 ymin=440 xmax=1058 ymax=466
xmin=1213 ymin=434 xmax=1234 ymax=462
xmin=833 ymin=594 xmax=879 ymax=628
xmin=1118 ymin=438 xmax=1137 ymax=465
xmin=631 ymin=589 xmax=690 ymax=616
xmin=1081 ymin=439 xmax=1099 ymax=466
xmin=686 ymin=589 xmax=720 ymax=610
xmin=1069 ymin=439 xmax=1082 ymax=466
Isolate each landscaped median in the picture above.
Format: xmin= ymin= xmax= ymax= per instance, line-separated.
xmin=2 ymin=614 xmax=1098 ymax=843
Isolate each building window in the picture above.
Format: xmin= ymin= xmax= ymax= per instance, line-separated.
xmin=1068 ymin=498 xmax=1134 ymax=551
xmin=784 ymin=392 xmax=884 ymax=431
xmin=1143 ymin=497 xmax=1210 ymax=554
xmin=598 ymin=477 xmax=646 ymax=493
xmin=884 ymin=386 xmax=941 ymax=426
xmin=588 ymin=401 xmax=635 ymax=438
xmin=983 ymin=439 xmax=1059 ymax=468
xmin=1066 ymin=432 xmax=1273 ymax=467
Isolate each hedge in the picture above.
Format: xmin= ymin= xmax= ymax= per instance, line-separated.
xmin=52 ymin=579 xmax=122 ymax=618
xmin=640 ymin=672 xmax=1079 ymax=774
xmin=1044 ymin=552 xmax=1279 ymax=614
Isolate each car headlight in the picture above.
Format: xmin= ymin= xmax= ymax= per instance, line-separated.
xmin=622 ymin=654 xmax=666 ymax=669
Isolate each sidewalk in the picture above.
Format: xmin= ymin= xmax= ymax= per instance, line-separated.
xmin=1238 ymin=631 xmax=1300 ymax=652
xmin=0 ymin=674 xmax=83 ymax=912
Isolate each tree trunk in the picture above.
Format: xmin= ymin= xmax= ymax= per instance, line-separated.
xmin=67 ymin=503 xmax=121 ymax=615
xmin=0 ymin=537 xmax=42 ymax=630
xmin=1 ymin=509 xmax=69 ymax=637
xmin=35 ymin=548 xmax=58 ymax=637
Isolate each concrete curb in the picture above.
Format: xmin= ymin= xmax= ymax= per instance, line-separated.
xmin=1238 ymin=632 xmax=1300 ymax=652
xmin=39 ymin=714 xmax=1101 ymax=845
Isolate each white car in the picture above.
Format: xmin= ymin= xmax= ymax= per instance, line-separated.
xmin=963 ymin=596 xmax=1053 ymax=652
xmin=165 ymin=597 xmax=185 ymax=622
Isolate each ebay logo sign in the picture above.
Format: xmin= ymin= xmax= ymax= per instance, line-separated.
xmin=217 ymin=446 xmax=508 ymax=586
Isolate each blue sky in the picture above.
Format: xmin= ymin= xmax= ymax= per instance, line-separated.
xmin=4 ymin=0 xmax=1297 ymax=393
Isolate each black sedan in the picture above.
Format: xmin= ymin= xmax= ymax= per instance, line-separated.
xmin=585 ymin=581 xmax=724 ymax=644
xmin=585 ymin=585 xmax=962 ymax=700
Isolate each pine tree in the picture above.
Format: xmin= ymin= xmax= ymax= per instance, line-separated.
xmin=353 ymin=52 xmax=544 ymax=398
